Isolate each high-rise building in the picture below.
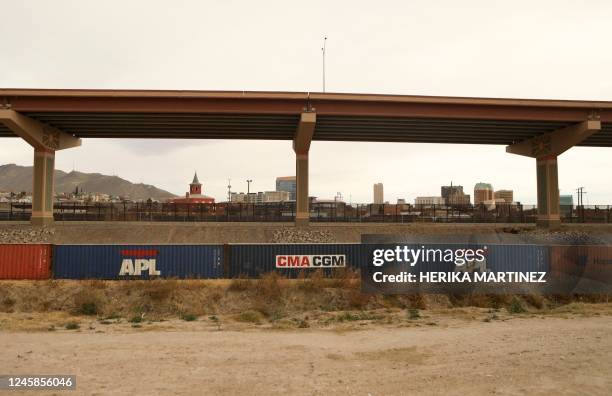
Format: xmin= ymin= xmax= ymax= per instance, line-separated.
xmin=442 ymin=183 xmax=470 ymax=206
xmin=275 ymin=176 xmax=296 ymax=200
xmin=494 ymin=189 xmax=514 ymax=203
xmin=441 ymin=184 xmax=463 ymax=201
xmin=474 ymin=182 xmax=494 ymax=205
xmin=373 ymin=183 xmax=384 ymax=204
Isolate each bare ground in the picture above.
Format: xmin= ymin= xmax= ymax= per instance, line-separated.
xmin=1 ymin=306 xmax=611 ymax=396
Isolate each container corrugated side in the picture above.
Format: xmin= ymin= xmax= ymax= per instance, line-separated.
xmin=0 ymin=244 xmax=52 ymax=279
xmin=53 ymin=245 xmax=223 ymax=279
xmin=227 ymin=244 xmax=367 ymax=278
xmin=550 ymin=245 xmax=612 ymax=281
xmin=485 ymin=244 xmax=550 ymax=273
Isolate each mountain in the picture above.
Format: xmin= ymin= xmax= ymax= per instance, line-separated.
xmin=0 ymin=164 xmax=176 ymax=201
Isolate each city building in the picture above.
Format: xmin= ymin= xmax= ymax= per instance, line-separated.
xmin=441 ymin=184 xmax=463 ymax=201
xmin=559 ymin=194 xmax=574 ymax=218
xmin=441 ymin=183 xmax=471 ymax=206
xmin=231 ymin=190 xmax=290 ymax=203
xmin=396 ymin=198 xmax=406 ymax=205
xmin=482 ymin=198 xmax=509 ymax=210
xmin=167 ymin=172 xmax=215 ymax=204
xmin=474 ymin=182 xmax=494 ymax=205
xmin=275 ymin=176 xmax=296 ymax=200
xmin=373 ymin=183 xmax=384 ymax=204
xmin=415 ymin=196 xmax=445 ymax=206
xmin=560 ymin=195 xmax=574 ymax=206
xmin=494 ymin=189 xmax=514 ymax=203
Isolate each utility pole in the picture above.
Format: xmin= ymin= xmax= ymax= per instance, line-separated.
xmin=246 ymin=179 xmax=253 ymax=194
xmin=321 ymin=37 xmax=327 ymax=92
xmin=576 ymin=186 xmax=587 ymax=222
xmin=576 ymin=187 xmax=586 ymax=207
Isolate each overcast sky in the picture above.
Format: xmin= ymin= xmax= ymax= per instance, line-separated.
xmin=1 ymin=0 xmax=611 ymax=204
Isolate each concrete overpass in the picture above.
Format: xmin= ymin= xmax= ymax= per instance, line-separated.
xmin=1 ymin=89 xmax=611 ymax=227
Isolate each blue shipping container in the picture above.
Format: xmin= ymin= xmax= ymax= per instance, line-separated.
xmin=228 ymin=244 xmax=367 ymax=278
xmin=53 ymin=245 xmax=223 ymax=279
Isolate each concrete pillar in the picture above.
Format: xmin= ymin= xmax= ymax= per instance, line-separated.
xmin=0 ymin=109 xmax=81 ymax=226
xmin=506 ymin=119 xmax=601 ymax=228
xmin=31 ymin=148 xmax=55 ymax=226
xmin=295 ymin=153 xmax=309 ymax=226
xmin=293 ymin=112 xmax=316 ymax=227
xmin=536 ymin=155 xmax=560 ymax=228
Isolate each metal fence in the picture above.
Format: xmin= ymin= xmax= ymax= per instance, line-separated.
xmin=1 ymin=201 xmax=611 ymax=223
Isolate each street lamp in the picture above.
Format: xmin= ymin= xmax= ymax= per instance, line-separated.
xmin=247 ymin=179 xmax=253 ymax=194
xmin=321 ymin=36 xmax=327 ymax=92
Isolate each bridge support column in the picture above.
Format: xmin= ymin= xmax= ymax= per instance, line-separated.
xmin=293 ymin=112 xmax=316 ymax=227
xmin=0 ymin=109 xmax=81 ymax=226
xmin=295 ymin=154 xmax=309 ymax=226
xmin=506 ymin=119 xmax=600 ymax=228
xmin=535 ymin=155 xmax=560 ymax=228
xmin=31 ymin=148 xmax=56 ymax=226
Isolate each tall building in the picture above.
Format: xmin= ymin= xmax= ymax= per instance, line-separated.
xmin=441 ymin=184 xmax=463 ymax=201
xmin=373 ymin=183 xmax=384 ymax=204
xmin=167 ymin=172 xmax=215 ymax=204
xmin=474 ymin=182 xmax=494 ymax=205
xmin=275 ymin=176 xmax=296 ymax=200
xmin=494 ymin=189 xmax=514 ymax=203
xmin=441 ymin=183 xmax=470 ymax=206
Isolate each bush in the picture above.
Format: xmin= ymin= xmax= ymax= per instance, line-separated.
xmin=508 ymin=297 xmax=526 ymax=314
xmin=79 ymin=302 xmax=98 ymax=316
xmin=129 ymin=315 xmax=143 ymax=323
xmin=408 ymin=308 xmax=421 ymax=319
xmin=181 ymin=313 xmax=198 ymax=322
xmin=65 ymin=322 xmax=80 ymax=330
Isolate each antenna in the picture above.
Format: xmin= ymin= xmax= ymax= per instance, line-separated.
xmin=321 ymin=37 xmax=327 ymax=92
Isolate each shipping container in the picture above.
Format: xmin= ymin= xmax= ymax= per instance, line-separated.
xmin=227 ymin=244 xmax=367 ymax=278
xmin=550 ymin=245 xmax=612 ymax=284
xmin=484 ymin=244 xmax=549 ymax=273
xmin=0 ymin=244 xmax=52 ymax=279
xmin=53 ymin=245 xmax=223 ymax=279
xmin=361 ymin=243 xmax=553 ymax=294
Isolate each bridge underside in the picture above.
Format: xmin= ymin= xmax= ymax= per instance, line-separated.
xmin=1 ymin=89 xmax=612 ymax=228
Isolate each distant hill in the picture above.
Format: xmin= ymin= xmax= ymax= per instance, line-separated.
xmin=0 ymin=164 xmax=176 ymax=201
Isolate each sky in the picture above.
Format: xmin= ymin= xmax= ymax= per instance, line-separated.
xmin=1 ymin=0 xmax=611 ymax=204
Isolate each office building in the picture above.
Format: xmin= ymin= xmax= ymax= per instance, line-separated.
xmin=415 ymin=196 xmax=445 ymax=206
xmin=276 ymin=176 xmax=296 ymax=200
xmin=474 ymin=182 xmax=494 ymax=205
xmin=373 ymin=183 xmax=384 ymax=204
xmin=231 ymin=190 xmax=290 ymax=203
xmin=494 ymin=189 xmax=514 ymax=203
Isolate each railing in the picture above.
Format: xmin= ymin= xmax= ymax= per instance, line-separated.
xmin=1 ymin=201 xmax=611 ymax=223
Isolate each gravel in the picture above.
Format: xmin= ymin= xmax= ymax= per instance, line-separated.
xmin=0 ymin=227 xmax=55 ymax=244
xmin=272 ymin=228 xmax=335 ymax=243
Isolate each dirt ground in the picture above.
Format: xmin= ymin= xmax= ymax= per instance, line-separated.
xmin=1 ymin=307 xmax=611 ymax=395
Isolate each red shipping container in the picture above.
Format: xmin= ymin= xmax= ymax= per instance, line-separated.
xmin=0 ymin=244 xmax=52 ymax=279
xmin=550 ymin=245 xmax=612 ymax=283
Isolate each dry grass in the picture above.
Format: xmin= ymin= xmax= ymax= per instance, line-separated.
xmin=0 ymin=277 xmax=610 ymax=327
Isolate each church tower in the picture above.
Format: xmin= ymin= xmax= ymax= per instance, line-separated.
xmin=190 ymin=172 xmax=202 ymax=195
